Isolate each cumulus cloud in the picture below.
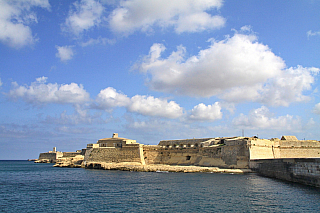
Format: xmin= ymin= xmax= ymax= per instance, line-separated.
xmin=232 ymin=106 xmax=301 ymax=130
xmin=62 ymin=0 xmax=104 ymax=36
xmin=189 ymin=102 xmax=222 ymax=121
xmin=55 ymin=45 xmax=74 ymax=62
xmin=108 ymin=0 xmax=225 ymax=35
xmin=258 ymin=66 xmax=318 ymax=106
xmin=135 ymin=31 xmax=319 ymax=106
xmin=0 ymin=0 xmax=50 ymax=48
xmin=96 ymin=87 xmax=130 ymax=109
xmin=128 ymin=95 xmax=183 ymax=118
xmin=8 ymin=77 xmax=90 ymax=105
xmin=96 ymin=87 xmax=183 ymax=119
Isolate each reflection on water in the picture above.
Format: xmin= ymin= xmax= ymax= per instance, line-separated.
xmin=0 ymin=161 xmax=319 ymax=212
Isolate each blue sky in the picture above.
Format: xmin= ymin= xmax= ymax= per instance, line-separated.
xmin=1 ymin=0 xmax=320 ymax=160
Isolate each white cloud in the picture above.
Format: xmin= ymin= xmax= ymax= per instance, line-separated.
xmin=80 ymin=37 xmax=116 ymax=47
xmin=232 ymin=106 xmax=301 ymax=130
xmin=55 ymin=45 xmax=74 ymax=62
xmin=96 ymin=87 xmax=183 ymax=119
xmin=108 ymin=0 xmax=225 ymax=35
xmin=62 ymin=0 xmax=104 ymax=36
xmin=258 ymin=66 xmax=319 ymax=106
xmin=313 ymin=103 xmax=320 ymax=115
xmin=0 ymin=78 xmax=2 ymax=87
xmin=135 ymin=32 xmax=319 ymax=106
xmin=8 ymin=77 xmax=90 ymax=104
xmin=136 ymin=33 xmax=284 ymax=97
xmin=96 ymin=87 xmax=131 ymax=109
xmin=0 ymin=0 xmax=50 ymax=48
xmin=128 ymin=95 xmax=183 ymax=118
xmin=307 ymin=30 xmax=320 ymax=38
xmin=189 ymin=102 xmax=222 ymax=121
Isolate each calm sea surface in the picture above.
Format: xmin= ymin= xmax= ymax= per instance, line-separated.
xmin=0 ymin=161 xmax=319 ymax=213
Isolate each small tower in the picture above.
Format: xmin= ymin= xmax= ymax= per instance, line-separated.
xmin=53 ymin=147 xmax=57 ymax=152
xmin=112 ymin=133 xmax=118 ymax=138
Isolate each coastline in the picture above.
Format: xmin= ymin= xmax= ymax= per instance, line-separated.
xmin=58 ymin=162 xmax=253 ymax=173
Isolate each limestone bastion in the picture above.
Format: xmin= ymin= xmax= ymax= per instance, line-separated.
xmin=36 ymin=133 xmax=320 ymax=173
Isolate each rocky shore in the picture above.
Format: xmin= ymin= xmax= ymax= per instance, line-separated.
xmin=83 ymin=162 xmax=252 ymax=173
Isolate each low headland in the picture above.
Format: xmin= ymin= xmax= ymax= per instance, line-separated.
xmin=35 ymin=133 xmax=320 ymax=186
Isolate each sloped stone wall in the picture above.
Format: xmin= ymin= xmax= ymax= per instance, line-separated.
xmin=250 ymin=158 xmax=320 ymax=187
xmin=143 ymin=140 xmax=250 ymax=169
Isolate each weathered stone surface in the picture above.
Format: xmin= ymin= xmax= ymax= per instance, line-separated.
xmin=85 ymin=162 xmax=252 ymax=174
xmin=54 ymin=155 xmax=84 ymax=168
xmin=250 ymin=158 xmax=320 ymax=187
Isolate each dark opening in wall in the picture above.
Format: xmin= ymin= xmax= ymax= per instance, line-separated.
xmin=186 ymin=156 xmax=191 ymax=160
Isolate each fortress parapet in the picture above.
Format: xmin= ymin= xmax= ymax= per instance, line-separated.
xmin=249 ymin=135 xmax=320 ymax=160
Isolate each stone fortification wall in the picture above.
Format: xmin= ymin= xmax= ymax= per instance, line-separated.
xmin=159 ymin=138 xmax=216 ymax=147
xmin=143 ymin=139 xmax=249 ymax=169
xmin=249 ymin=138 xmax=320 ymax=160
xmin=38 ymin=152 xmax=63 ymax=163
xmin=85 ymin=145 xmax=142 ymax=164
xmin=250 ymin=158 xmax=320 ymax=187
xmin=249 ymin=138 xmax=279 ymax=159
xmin=63 ymin=152 xmax=82 ymax=158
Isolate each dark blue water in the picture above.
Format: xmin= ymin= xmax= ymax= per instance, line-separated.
xmin=0 ymin=161 xmax=319 ymax=212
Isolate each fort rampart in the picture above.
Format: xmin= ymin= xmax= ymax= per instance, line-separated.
xmin=84 ymin=144 xmax=143 ymax=164
xmin=249 ymin=138 xmax=320 ymax=159
xmin=143 ymin=139 xmax=249 ymax=169
xmin=37 ymin=134 xmax=320 ymax=187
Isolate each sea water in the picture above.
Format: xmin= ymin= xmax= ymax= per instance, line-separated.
xmin=0 ymin=161 xmax=319 ymax=213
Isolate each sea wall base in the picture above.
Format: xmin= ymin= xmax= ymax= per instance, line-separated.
xmin=250 ymin=158 xmax=320 ymax=187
